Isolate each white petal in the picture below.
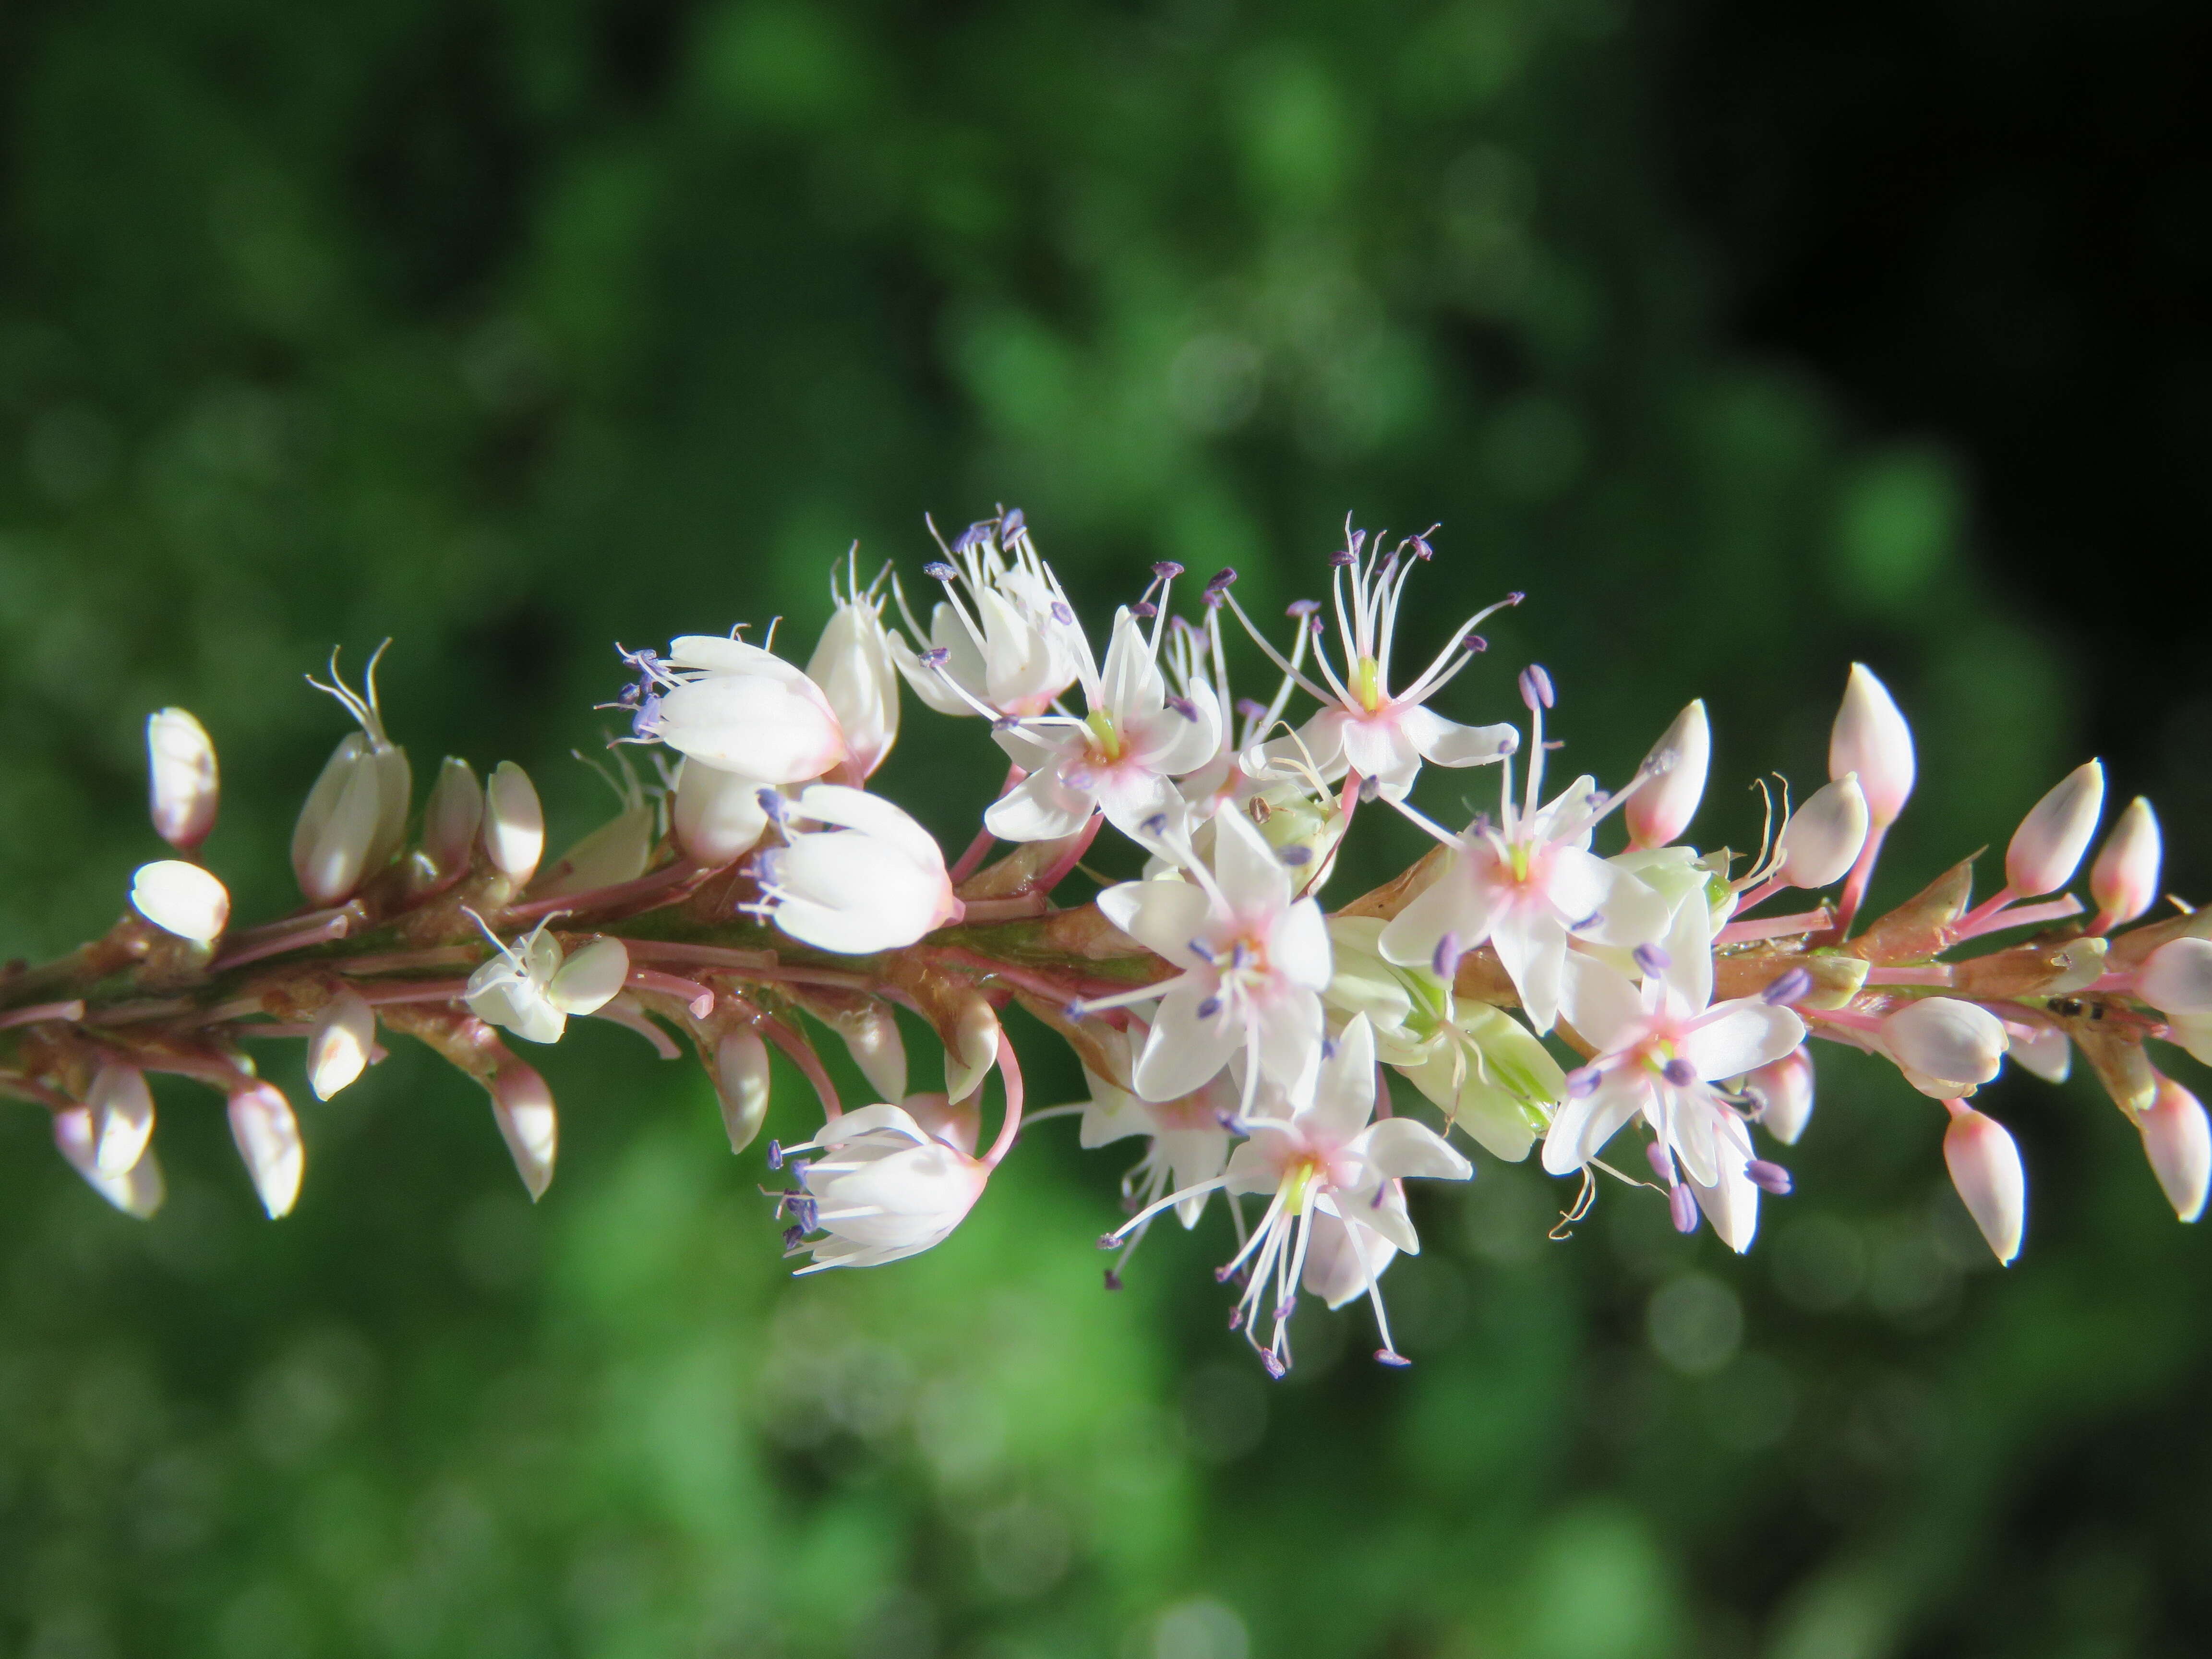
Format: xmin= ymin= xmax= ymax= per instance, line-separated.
xmin=1682 ymin=1003 xmax=1805 ymax=1081
xmin=130 ymin=861 xmax=229 ymax=945
xmin=1355 ymin=1115 xmax=1472 ymax=1181
xmin=1399 ymin=705 xmax=1516 ymax=767
xmin=1134 ymin=989 xmax=1242 ymax=1101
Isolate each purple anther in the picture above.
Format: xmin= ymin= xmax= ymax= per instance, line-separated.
xmin=924 ymin=561 xmax=957 ymax=581
xmin=1347 ymin=529 xmax=1367 ymax=557
xmin=1432 ymin=931 xmax=1463 ymax=979
xmin=1063 ymin=999 xmax=1089 ymax=1023
xmin=1370 ymin=1182 xmax=1390 ymax=1209
xmin=630 ymin=692 xmax=662 ymax=740
xmin=1409 ymin=529 xmax=1438 ymax=561
xmin=1201 ymin=587 xmax=1228 ymax=611
xmin=1132 ymin=601 xmax=1158 ymax=619
xmin=1359 ymin=775 xmax=1381 ymax=802
xmin=1566 ymin=1067 xmax=1600 ymax=1098
xmin=1236 ymin=697 xmax=1269 ymax=722
xmin=1747 ymin=1159 xmax=1794 ymax=1195
xmin=1215 ymin=1263 xmax=1238 ymax=1284
xmin=1329 ymin=548 xmax=1356 ymax=567
xmin=1518 ymin=664 xmax=1556 ymax=711
xmin=1321 ymin=1036 xmax=1337 ymax=1061
xmin=1262 ymin=1351 xmax=1287 ymax=1380
xmin=1274 ymin=1299 xmax=1297 ymax=1322
xmin=1207 ymin=566 xmax=1238 ymax=590
xmin=1166 ymin=695 xmax=1199 ymax=721
xmin=1461 ymin=632 xmax=1488 ymax=654
xmin=1569 ymin=911 xmax=1604 ymax=933
xmin=1229 ymin=941 xmax=1251 ymax=970
xmin=766 ymin=1140 xmax=784 ymax=1170
xmin=1286 ymin=598 xmax=1320 ymax=618
xmin=1227 ymin=1306 xmax=1244 ymax=1329
xmin=1670 ymin=1183 xmax=1701 ymax=1234
xmin=793 ymin=1197 xmax=818 ymax=1233
xmin=1762 ymin=967 xmax=1814 ymax=1007
xmin=920 ymin=646 xmax=951 ymax=667
xmin=1000 ymin=506 xmax=1026 ymax=537
xmin=1099 ymin=1233 xmax=1123 ymax=1251
xmin=1103 ymin=1268 xmax=1123 ymax=1291
xmin=1052 ymin=601 xmax=1075 ymax=625
xmin=1661 ymin=1057 xmax=1698 ymax=1087
xmin=1195 ymin=996 xmax=1223 ymax=1020
xmin=1141 ymin=812 xmax=1169 ymax=837
xmin=1188 ymin=938 xmax=1217 ymax=963
xmin=1308 ymin=613 xmax=1327 ymax=636
xmin=1633 ymin=943 xmax=1672 ymax=974
xmin=1281 ymin=845 xmax=1313 ymax=866
xmin=954 ymin=522 xmax=990 ymax=553
xmin=1153 ymin=560 xmax=1184 ymax=580
xmin=1375 ymin=1349 xmax=1413 ymax=1368
xmin=782 ymin=1225 xmax=806 ymax=1251
xmin=755 ymin=788 xmax=785 ymax=820
xmin=1504 ymin=590 xmax=1525 ymax=605
xmin=1646 ymin=1140 xmax=1675 ymax=1182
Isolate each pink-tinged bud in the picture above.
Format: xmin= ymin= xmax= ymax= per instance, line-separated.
xmin=292 ymin=732 xmax=382 ymax=904
xmin=757 ymin=784 xmax=961 ymax=955
xmin=1625 ymin=700 xmax=1709 ymax=850
xmin=482 ymin=761 xmax=544 ymax=885
xmin=2089 ymin=796 xmax=2161 ymax=930
xmin=2138 ymin=937 xmax=2212 ymax=1017
xmin=1747 ymin=1046 xmax=1815 ymax=1145
xmin=808 ymin=593 xmax=902 ymax=781
xmin=130 ymin=860 xmax=230 ymax=945
xmin=86 ymin=1063 xmax=155 ymax=1176
xmin=1829 ymin=664 xmax=1915 ymax=829
xmin=548 ymin=938 xmax=629 ymax=1015
xmin=489 ymin=1059 xmax=557 ymax=1200
xmin=2010 ymin=1024 xmax=2072 ymax=1084
xmin=420 ymin=757 xmax=483 ymax=880
xmin=53 ymin=1107 xmax=165 ymax=1218
xmin=1778 ymin=773 xmax=1869 ymax=889
xmin=946 ymin=996 xmax=1003 ymax=1105
xmin=672 ymin=760 xmax=771 ymax=866
xmin=839 ymin=1002 xmax=908 ymax=1101
xmin=1944 ymin=1106 xmax=2026 ymax=1263
xmin=1882 ymin=997 xmax=2008 ymax=1095
xmin=2139 ymin=1077 xmax=2211 ymax=1223
xmin=651 ymin=671 xmax=846 ymax=784
xmin=714 ymin=1028 xmax=773 ymax=1153
xmin=145 ymin=708 xmax=219 ymax=852
xmin=2005 ymin=759 xmax=2104 ymax=898
xmin=307 ymin=990 xmax=377 ymax=1101
xmin=228 ymin=1082 xmax=304 ymax=1218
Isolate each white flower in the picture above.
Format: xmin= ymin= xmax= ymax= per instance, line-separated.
xmin=807 ymin=556 xmax=902 ymax=781
xmin=1379 ymin=673 xmax=1667 ymax=1033
xmin=1107 ymin=1018 xmax=1470 ymax=1374
xmin=1075 ymin=1026 xmax=1237 ymax=1269
xmin=1090 ymin=809 xmax=1333 ymax=1106
xmin=1541 ymin=902 xmax=1804 ymax=1251
xmin=889 ymin=510 xmax=1086 ymax=719
xmin=754 ymin=784 xmax=961 ymax=954
xmin=2140 ymin=1076 xmax=2210 ymax=1224
xmin=633 ymin=635 xmax=848 ymax=784
xmin=1227 ymin=525 xmax=1517 ymax=803
xmin=672 ymin=757 xmax=772 ymax=866
xmin=86 ymin=1063 xmax=156 ymax=1176
xmin=145 ymin=708 xmax=218 ymax=852
xmin=777 ymin=1102 xmax=992 ymax=1272
xmin=464 ymin=922 xmax=629 ymax=1045
xmin=131 ymin=860 xmax=230 ymax=945
xmin=292 ymin=645 xmax=411 ymax=906
xmin=987 ymin=601 xmax=1223 ymax=842
xmin=1878 ymin=997 xmax=2008 ymax=1098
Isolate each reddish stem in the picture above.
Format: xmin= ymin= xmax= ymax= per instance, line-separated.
xmin=0 ymin=999 xmax=86 ymax=1031
xmin=1715 ymin=907 xmax=1834 ymax=945
xmin=984 ymin=1029 xmax=1025 ymax=1167
xmin=502 ymin=859 xmax=708 ymax=923
xmin=210 ymin=912 xmax=354 ymax=973
xmin=759 ymin=1014 xmax=842 ymax=1118
xmin=948 ymin=763 xmax=1027 ymax=885
xmin=626 ymin=968 xmax=717 ymax=1018
xmin=1828 ymin=824 xmax=1890 ymax=940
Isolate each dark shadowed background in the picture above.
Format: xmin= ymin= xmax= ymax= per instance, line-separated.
xmin=1 ymin=1 xmax=2208 ymax=1654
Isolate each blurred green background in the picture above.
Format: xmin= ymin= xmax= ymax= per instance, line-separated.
xmin=3 ymin=0 xmax=2209 ymax=1654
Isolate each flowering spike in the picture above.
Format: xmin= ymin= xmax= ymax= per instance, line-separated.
xmin=2005 ymin=760 xmax=2105 ymax=899
xmin=1624 ymin=700 xmax=1708 ymax=850
xmin=130 ymin=860 xmax=229 ymax=945
xmin=146 ymin=708 xmax=219 ymax=852
xmin=1829 ymin=664 xmax=1915 ymax=829
xmin=1943 ymin=1104 xmax=2026 ymax=1264
xmin=2089 ymin=796 xmax=2161 ymax=933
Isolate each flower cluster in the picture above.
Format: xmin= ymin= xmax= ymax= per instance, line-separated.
xmin=5 ymin=510 xmax=2207 ymax=1377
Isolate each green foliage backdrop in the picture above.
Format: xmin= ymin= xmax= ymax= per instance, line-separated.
xmin=0 ymin=1 xmax=2204 ymax=1655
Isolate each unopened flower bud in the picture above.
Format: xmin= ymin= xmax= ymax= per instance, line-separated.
xmin=2009 ymin=1023 xmax=2072 ymax=1084
xmin=2005 ymin=759 xmax=2104 ymax=898
xmin=533 ymin=803 xmax=653 ymax=899
xmin=1625 ymin=700 xmax=1709 ymax=851
xmin=945 ymin=996 xmax=1002 ymax=1105
xmin=2090 ymin=796 xmax=2161 ymax=931
xmin=1882 ymin=997 xmax=2007 ymax=1095
xmin=756 ymin=785 xmax=960 ymax=954
xmin=420 ymin=757 xmax=483 ymax=880
xmin=53 ymin=1106 xmax=165 ymax=1218
xmin=2138 ymin=937 xmax=2212 ymax=1017
xmin=307 ymin=990 xmax=377 ymax=1101
xmin=228 ymin=1081 xmax=304 ymax=1219
xmin=482 ymin=761 xmax=545 ymax=885
xmin=807 ymin=585 xmax=901 ymax=781
xmin=131 ymin=860 xmax=230 ymax=945
xmin=714 ymin=1028 xmax=772 ymax=1153
xmin=838 ymin=1002 xmax=908 ymax=1102
xmin=1778 ymin=773 xmax=1869 ymax=889
xmin=1829 ymin=663 xmax=1915 ymax=830
xmin=1943 ymin=1106 xmax=2025 ymax=1264
xmin=87 ymin=1063 xmax=155 ymax=1176
xmin=2139 ymin=1076 xmax=2211 ymax=1223
xmin=292 ymin=733 xmax=382 ymax=904
xmin=145 ymin=708 xmax=218 ymax=852
xmin=488 ymin=1059 xmax=557 ymax=1200
xmin=1746 ymin=1046 xmax=1815 ymax=1145
xmin=672 ymin=759 xmax=771 ymax=866
xmin=549 ymin=938 xmax=630 ymax=1015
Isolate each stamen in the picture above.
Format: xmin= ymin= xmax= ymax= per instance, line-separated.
xmin=1432 ymin=931 xmax=1463 ymax=980
xmin=924 ymin=561 xmax=957 ymax=581
xmin=1281 ymin=845 xmax=1313 ymax=866
xmin=1566 ymin=1067 xmax=1600 ymax=1098
xmin=1375 ymin=1349 xmax=1412 ymax=1367
xmin=1762 ymin=967 xmax=1815 ymax=1006
xmin=1747 ymin=1160 xmax=1793 ymax=1195
xmin=766 ymin=1140 xmax=784 ymax=1170
xmin=1669 ymin=1184 xmax=1700 ymax=1234
xmin=1661 ymin=1058 xmax=1697 ymax=1086
xmin=1153 ymin=561 xmax=1184 ymax=579
xmin=1633 ymin=943 xmax=1671 ymax=974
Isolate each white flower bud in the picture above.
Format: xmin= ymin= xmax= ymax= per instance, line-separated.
xmin=1777 ymin=773 xmax=1869 ymax=889
xmin=838 ymin=1002 xmax=908 ymax=1102
xmin=650 ymin=671 xmax=846 ymax=783
xmin=549 ymin=938 xmax=629 ymax=1015
xmin=482 ymin=761 xmax=545 ymax=885
xmin=53 ymin=1106 xmax=165 ymax=1218
xmin=130 ymin=860 xmax=230 ymax=945
xmin=1829 ymin=663 xmax=1915 ymax=829
xmin=532 ymin=804 xmax=653 ymax=899
xmin=2138 ymin=937 xmax=2212 ymax=1018
xmin=421 ymin=757 xmax=483 ymax=881
xmin=1624 ymin=700 xmax=1708 ymax=851
xmin=369 ymin=742 xmax=413 ymax=873
xmin=782 ymin=1102 xmax=991 ymax=1272
xmin=292 ymin=733 xmax=383 ymax=904
xmin=756 ymin=785 xmax=960 ymax=955
xmin=2140 ymin=1077 xmax=2211 ymax=1223
xmin=307 ymin=990 xmax=377 ymax=1101
xmin=807 ymin=585 xmax=901 ymax=781
xmin=2005 ymin=759 xmax=2104 ymax=898
xmin=145 ymin=708 xmax=219 ymax=852
xmin=87 ymin=1063 xmax=155 ymax=1176
xmin=945 ymin=996 xmax=1001 ymax=1105
xmin=489 ymin=1058 xmax=557 ymax=1200
xmin=228 ymin=1081 xmax=304 ymax=1218
xmin=714 ymin=1028 xmax=772 ymax=1153
xmin=2090 ymin=796 xmax=2161 ymax=930
xmin=1944 ymin=1106 xmax=2025 ymax=1264
xmin=671 ymin=759 xmax=770 ymax=866
xmin=1882 ymin=997 xmax=2008 ymax=1094
xmin=1746 ymin=1046 xmax=1815 ymax=1145
xmin=2009 ymin=1023 xmax=2072 ymax=1084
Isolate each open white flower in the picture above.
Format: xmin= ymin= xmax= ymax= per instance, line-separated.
xmin=1089 ymin=809 xmax=1332 ymax=1106
xmin=777 ymin=1102 xmax=993 ymax=1272
xmin=754 ymin=784 xmax=962 ymax=954
xmin=889 ymin=510 xmax=1087 ymax=719
xmin=1074 ymin=1025 xmax=1238 ymax=1280
xmin=463 ymin=923 xmax=629 ymax=1045
xmin=807 ymin=556 xmax=902 ymax=781
xmin=637 ymin=635 xmax=849 ymax=785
